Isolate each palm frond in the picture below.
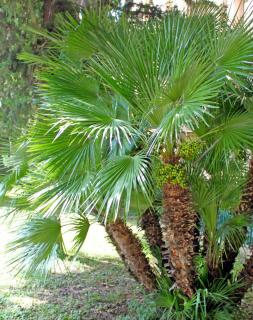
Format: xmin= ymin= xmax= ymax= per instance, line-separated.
xmin=190 ymin=163 xmax=246 ymax=236
xmin=0 ymin=141 xmax=28 ymax=201
xmin=26 ymin=177 xmax=88 ymax=217
xmin=212 ymin=26 xmax=253 ymax=79
xmin=6 ymin=216 xmax=66 ymax=277
xmin=28 ymin=115 xmax=101 ymax=180
xmin=68 ymin=214 xmax=90 ymax=255
xmin=217 ymin=214 xmax=250 ymax=254
xmin=85 ymin=154 xmax=154 ymax=221
xmin=203 ymin=112 xmax=253 ymax=166
xmin=156 ymin=278 xmax=240 ymax=320
xmin=55 ymin=10 xmax=108 ymax=61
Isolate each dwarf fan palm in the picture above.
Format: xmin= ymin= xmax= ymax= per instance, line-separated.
xmin=1 ymin=3 xmax=253 ymax=318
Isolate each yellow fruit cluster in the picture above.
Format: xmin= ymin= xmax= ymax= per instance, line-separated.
xmin=178 ymin=139 xmax=205 ymax=160
xmin=156 ymin=163 xmax=187 ymax=188
xmin=178 ymin=139 xmax=204 ymax=160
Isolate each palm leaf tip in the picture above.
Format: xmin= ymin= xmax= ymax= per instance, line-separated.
xmin=69 ymin=214 xmax=90 ymax=256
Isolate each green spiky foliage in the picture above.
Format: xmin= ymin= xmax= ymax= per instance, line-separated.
xmin=1 ymin=4 xmax=253 ymax=318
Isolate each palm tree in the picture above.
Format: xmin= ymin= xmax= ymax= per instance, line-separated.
xmin=1 ymin=4 xmax=253 ymax=318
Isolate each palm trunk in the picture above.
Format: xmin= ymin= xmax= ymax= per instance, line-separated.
xmin=140 ymin=208 xmax=164 ymax=249
xmin=106 ymin=219 xmax=156 ymax=292
xmin=140 ymin=208 xmax=172 ymax=275
xmin=160 ymin=182 xmax=198 ymax=298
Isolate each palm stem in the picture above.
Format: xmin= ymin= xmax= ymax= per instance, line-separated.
xmin=139 ymin=208 xmax=164 ymax=249
xmin=106 ymin=219 xmax=156 ymax=292
xmin=140 ymin=208 xmax=172 ymax=276
xmin=160 ymin=181 xmax=198 ymax=297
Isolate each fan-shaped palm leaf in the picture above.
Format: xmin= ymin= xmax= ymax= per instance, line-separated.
xmin=85 ymin=154 xmax=154 ymax=221
xmin=6 ymin=216 xmax=66 ymax=277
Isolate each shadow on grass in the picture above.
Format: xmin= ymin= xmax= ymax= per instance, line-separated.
xmin=0 ymin=255 xmax=143 ymax=320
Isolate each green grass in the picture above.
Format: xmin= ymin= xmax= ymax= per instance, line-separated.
xmin=0 ymin=256 xmax=145 ymax=320
xmin=0 ymin=220 xmax=146 ymax=320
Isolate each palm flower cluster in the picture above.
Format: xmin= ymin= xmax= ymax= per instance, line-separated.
xmin=178 ymin=138 xmax=206 ymax=160
xmin=156 ymin=163 xmax=187 ymax=188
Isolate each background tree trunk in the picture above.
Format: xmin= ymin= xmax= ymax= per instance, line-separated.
xmin=43 ymin=0 xmax=55 ymax=28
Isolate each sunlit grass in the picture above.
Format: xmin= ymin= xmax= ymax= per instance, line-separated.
xmin=8 ymin=296 xmax=46 ymax=308
xmin=0 ymin=217 xmax=144 ymax=319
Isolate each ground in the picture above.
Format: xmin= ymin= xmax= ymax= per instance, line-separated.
xmin=0 ymin=220 xmax=155 ymax=320
xmin=0 ymin=220 xmax=252 ymax=320
xmin=0 ymin=256 xmax=145 ymax=320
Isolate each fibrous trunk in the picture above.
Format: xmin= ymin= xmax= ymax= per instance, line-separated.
xmin=160 ymin=182 xmax=198 ymax=297
xmin=140 ymin=208 xmax=172 ymax=275
xmin=140 ymin=208 xmax=164 ymax=249
xmin=106 ymin=219 xmax=156 ymax=292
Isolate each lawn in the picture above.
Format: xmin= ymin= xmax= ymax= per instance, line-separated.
xmin=0 ymin=220 xmax=155 ymax=320
xmin=0 ymin=220 xmax=252 ymax=320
